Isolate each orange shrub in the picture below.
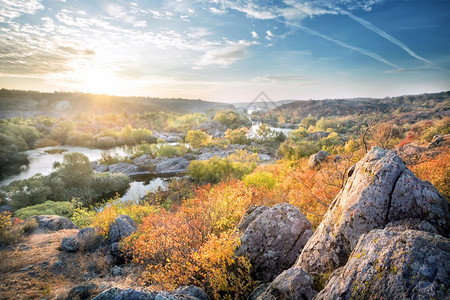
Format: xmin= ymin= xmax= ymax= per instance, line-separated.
xmin=122 ymin=181 xmax=270 ymax=299
xmin=410 ymin=151 xmax=450 ymax=199
xmin=85 ymin=195 xmax=158 ymax=236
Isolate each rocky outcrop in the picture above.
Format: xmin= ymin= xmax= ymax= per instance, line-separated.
xmin=255 ymin=268 xmax=317 ymax=300
xmin=31 ymin=215 xmax=78 ymax=233
xmin=236 ymin=203 xmax=313 ymax=283
xmin=94 ymin=155 xmax=191 ymax=176
xmin=194 ymin=120 xmax=227 ymax=138
xmin=107 ymin=163 xmax=141 ymax=175
xmin=296 ymin=147 xmax=449 ymax=276
xmin=93 ymin=286 xmax=209 ymax=300
xmin=152 ymin=156 xmax=190 ymax=173
xmin=316 ymin=229 xmax=450 ymax=299
xmin=307 ymin=131 xmax=330 ymax=141
xmin=308 ymin=150 xmax=330 ymax=169
xmin=153 ymin=132 xmax=183 ymax=143
xmin=255 ymin=147 xmax=450 ymax=300
xmin=196 ymin=145 xmax=246 ymax=161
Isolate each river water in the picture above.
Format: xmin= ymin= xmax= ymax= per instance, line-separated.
xmin=0 ymin=145 xmax=176 ymax=202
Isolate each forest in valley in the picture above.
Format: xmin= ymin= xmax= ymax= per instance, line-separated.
xmin=0 ymin=89 xmax=448 ymax=299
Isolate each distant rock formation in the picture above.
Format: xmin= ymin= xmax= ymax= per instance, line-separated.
xmin=194 ymin=120 xmax=227 ymax=138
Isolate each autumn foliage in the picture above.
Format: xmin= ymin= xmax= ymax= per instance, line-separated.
xmin=410 ymin=151 xmax=450 ymax=199
xmin=122 ymin=181 xmax=270 ymax=298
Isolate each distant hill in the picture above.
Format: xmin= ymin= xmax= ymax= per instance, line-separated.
xmin=0 ymin=89 xmax=234 ymax=119
xmin=272 ymin=92 xmax=450 ymax=120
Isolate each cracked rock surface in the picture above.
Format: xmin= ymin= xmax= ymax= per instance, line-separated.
xmin=316 ymin=229 xmax=450 ymax=300
xmin=236 ymin=203 xmax=313 ymax=283
xmin=295 ymin=147 xmax=449 ymax=276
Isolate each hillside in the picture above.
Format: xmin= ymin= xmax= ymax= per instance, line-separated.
xmin=0 ymin=89 xmax=234 ymax=119
xmin=272 ymin=92 xmax=450 ymax=120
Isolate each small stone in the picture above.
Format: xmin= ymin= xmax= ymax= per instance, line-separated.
xmin=39 ymin=261 xmax=49 ymax=268
xmin=110 ymin=265 xmax=124 ymax=277
xmin=19 ymin=264 xmax=34 ymax=272
xmin=83 ymin=272 xmax=98 ymax=280
xmin=53 ymin=260 xmax=65 ymax=268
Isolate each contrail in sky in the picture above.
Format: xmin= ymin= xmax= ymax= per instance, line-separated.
xmin=288 ymin=22 xmax=400 ymax=69
xmin=342 ymin=11 xmax=434 ymax=65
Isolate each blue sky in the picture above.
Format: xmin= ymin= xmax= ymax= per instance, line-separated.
xmin=0 ymin=0 xmax=449 ymax=102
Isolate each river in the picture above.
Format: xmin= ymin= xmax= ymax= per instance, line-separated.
xmin=0 ymin=145 xmax=176 ymax=202
xmin=1 ymin=122 xmax=292 ymax=202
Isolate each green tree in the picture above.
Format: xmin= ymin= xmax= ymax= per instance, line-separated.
xmin=3 ymin=175 xmax=52 ymax=210
xmin=214 ymin=111 xmax=250 ymax=129
xmin=224 ymin=128 xmax=250 ymax=144
xmin=56 ymin=152 xmax=93 ymax=188
xmin=185 ymin=130 xmax=211 ymax=148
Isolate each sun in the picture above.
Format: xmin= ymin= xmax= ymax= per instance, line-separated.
xmin=77 ymin=67 xmax=126 ymax=95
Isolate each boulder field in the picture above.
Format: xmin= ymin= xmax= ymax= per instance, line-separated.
xmin=249 ymin=147 xmax=449 ymax=299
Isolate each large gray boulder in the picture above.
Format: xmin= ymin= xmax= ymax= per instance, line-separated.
xmin=108 ymin=215 xmax=137 ymax=244
xmin=77 ymin=227 xmax=103 ymax=251
xmin=31 ymin=215 xmax=78 ymax=232
xmin=308 ymin=150 xmax=330 ymax=169
xmin=236 ymin=203 xmax=313 ymax=283
xmin=316 ymin=229 xmax=450 ymax=300
xmin=256 ymin=268 xmax=317 ymax=300
xmin=295 ymin=147 xmax=449 ymax=276
xmin=237 ymin=206 xmax=269 ymax=232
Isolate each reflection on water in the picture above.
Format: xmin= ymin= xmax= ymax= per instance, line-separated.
xmin=121 ymin=173 xmax=181 ymax=203
xmin=248 ymin=122 xmax=293 ymax=138
xmin=0 ymin=145 xmax=133 ymax=187
xmin=0 ymin=145 xmax=184 ymax=206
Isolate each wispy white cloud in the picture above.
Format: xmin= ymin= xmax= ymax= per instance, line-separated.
xmin=208 ymin=7 xmax=226 ymax=15
xmin=254 ymin=74 xmax=311 ymax=83
xmin=251 ymin=31 xmax=259 ymax=39
xmin=0 ymin=0 xmax=44 ymax=22
xmin=196 ymin=41 xmax=254 ymax=68
xmin=105 ymin=3 xmax=147 ymax=27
